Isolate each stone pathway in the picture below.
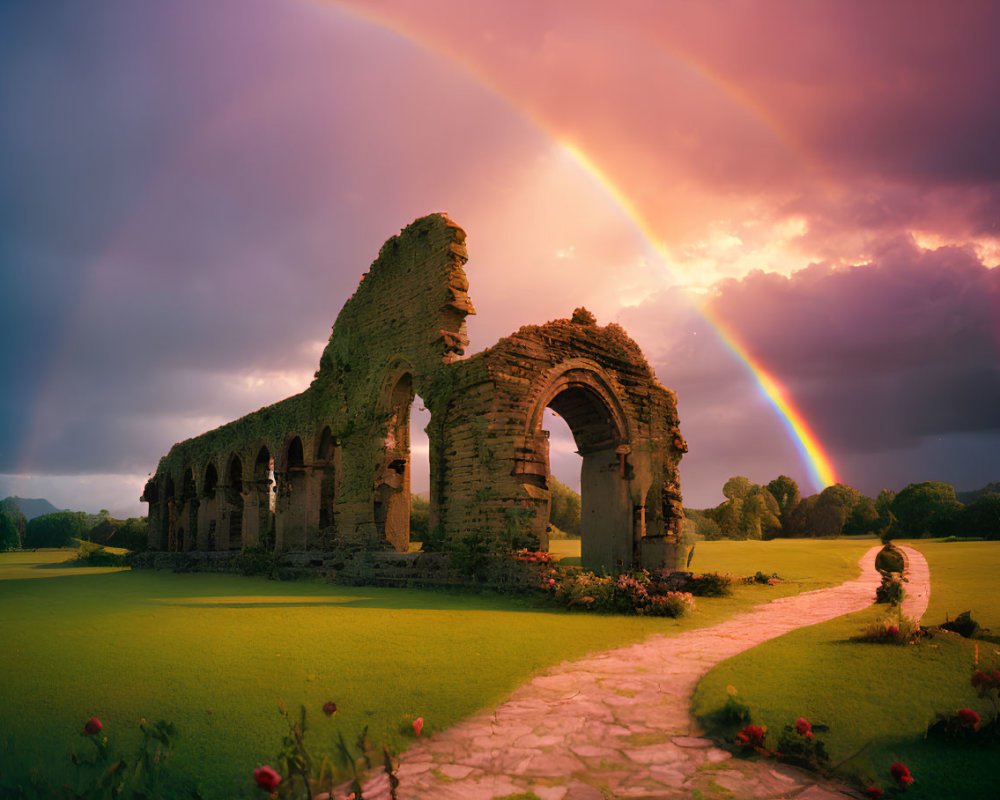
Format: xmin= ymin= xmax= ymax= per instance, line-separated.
xmin=356 ymin=545 xmax=930 ymax=800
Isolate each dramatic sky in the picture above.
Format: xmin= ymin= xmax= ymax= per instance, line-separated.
xmin=1 ymin=0 xmax=998 ymax=517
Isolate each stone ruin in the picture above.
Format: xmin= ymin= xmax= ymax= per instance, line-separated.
xmin=142 ymin=213 xmax=688 ymax=573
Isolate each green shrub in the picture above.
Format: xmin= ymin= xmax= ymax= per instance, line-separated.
xmin=237 ymin=544 xmax=281 ymax=577
xmin=875 ymin=573 xmax=906 ymax=605
xmin=74 ymin=540 xmax=130 ymax=567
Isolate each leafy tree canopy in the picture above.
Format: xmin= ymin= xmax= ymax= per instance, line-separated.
xmin=890 ymin=481 xmax=962 ymax=538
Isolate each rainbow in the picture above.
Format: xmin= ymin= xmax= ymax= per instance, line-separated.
xmin=560 ymin=143 xmax=839 ymax=490
xmin=325 ymin=1 xmax=840 ymax=491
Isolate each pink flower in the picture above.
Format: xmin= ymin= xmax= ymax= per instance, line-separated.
xmin=794 ymin=717 xmax=813 ymax=738
xmin=736 ymin=724 xmax=765 ymax=748
xmin=413 ymin=717 xmax=424 ymax=737
xmin=322 ymin=701 xmax=338 ymax=716
xmin=254 ymin=766 xmax=281 ymax=792
xmin=886 ymin=625 xmax=899 ymax=637
xmin=83 ymin=718 xmax=102 ymax=736
xmin=865 ymin=788 xmax=884 ymax=799
xmin=890 ymin=762 xmax=913 ymax=788
xmin=957 ymin=708 xmax=980 ymax=729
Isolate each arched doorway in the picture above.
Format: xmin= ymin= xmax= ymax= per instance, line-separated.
xmin=528 ymin=369 xmax=633 ymax=571
xmin=374 ymin=371 xmax=414 ymax=552
xmin=252 ymin=445 xmax=274 ymax=548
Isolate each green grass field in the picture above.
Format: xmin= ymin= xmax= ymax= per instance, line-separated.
xmin=0 ymin=541 xmax=874 ymax=798
xmin=692 ymin=538 xmax=1000 ymax=800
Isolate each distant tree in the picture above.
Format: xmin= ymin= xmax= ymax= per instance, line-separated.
xmin=709 ymin=477 xmax=780 ymax=539
xmin=24 ymin=511 xmax=89 ymax=548
xmin=784 ymin=483 xmax=866 ymax=537
xmin=723 ymin=476 xmax=753 ymax=501
xmin=891 ymin=482 xmax=963 ymax=538
xmin=0 ymin=498 xmax=27 ymax=545
xmin=767 ymin=475 xmax=801 ymax=530
xmin=957 ymin=494 xmax=1000 ymax=540
xmin=0 ymin=513 xmax=19 ymax=551
xmin=743 ymin=486 xmax=782 ymax=539
xmin=549 ymin=477 xmax=581 ymax=536
xmin=842 ymin=495 xmax=879 ymax=536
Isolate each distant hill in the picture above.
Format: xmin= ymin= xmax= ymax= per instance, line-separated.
xmin=2 ymin=496 xmax=67 ymax=521
xmin=957 ymin=482 xmax=1000 ymax=504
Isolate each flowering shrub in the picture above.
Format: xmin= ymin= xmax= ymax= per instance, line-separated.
xmin=724 ymin=711 xmax=829 ymax=772
xmin=735 ymin=724 xmax=766 ymax=750
xmin=546 ymin=568 xmax=694 ymax=617
xmin=774 ymin=717 xmax=829 ymax=769
xmin=662 ymin=571 xmax=734 ymax=596
xmin=741 ymin=570 xmax=782 ymax=585
xmin=927 ymin=665 xmax=1000 ymax=741
xmin=855 ymin=615 xmax=921 ymax=644
xmin=890 ymin=762 xmax=913 ymax=788
xmin=957 ymin=708 xmax=980 ymax=729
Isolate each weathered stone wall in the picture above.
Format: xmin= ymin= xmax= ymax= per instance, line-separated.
xmin=142 ymin=214 xmax=686 ymax=573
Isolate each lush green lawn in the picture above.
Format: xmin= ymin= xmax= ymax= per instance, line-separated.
xmin=908 ymin=539 xmax=1000 ymax=634
xmin=0 ymin=541 xmax=874 ymax=798
xmin=692 ymin=539 xmax=1000 ymax=800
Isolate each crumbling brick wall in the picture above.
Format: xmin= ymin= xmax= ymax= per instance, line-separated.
xmin=142 ymin=214 xmax=686 ymax=572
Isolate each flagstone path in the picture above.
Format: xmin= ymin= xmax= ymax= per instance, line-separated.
xmin=357 ymin=545 xmax=930 ymax=800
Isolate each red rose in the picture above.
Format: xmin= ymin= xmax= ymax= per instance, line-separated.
xmin=890 ymin=762 xmax=913 ymax=788
xmin=971 ymin=670 xmax=989 ymax=688
xmin=413 ymin=717 xmax=424 ymax=737
xmin=736 ymin=724 xmax=765 ymax=747
xmin=957 ymin=708 xmax=980 ymax=729
xmin=253 ymin=765 xmax=281 ymax=792
xmin=322 ymin=701 xmax=338 ymax=716
xmin=795 ymin=717 xmax=813 ymax=738
xmin=865 ymin=788 xmax=884 ymax=799
xmin=83 ymin=718 xmax=102 ymax=736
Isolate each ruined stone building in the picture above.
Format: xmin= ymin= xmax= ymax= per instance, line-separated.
xmin=142 ymin=214 xmax=687 ymax=572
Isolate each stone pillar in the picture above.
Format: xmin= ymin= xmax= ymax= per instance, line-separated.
xmin=580 ymin=446 xmax=632 ymax=571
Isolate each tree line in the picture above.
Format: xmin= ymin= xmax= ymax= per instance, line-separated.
xmin=0 ymin=500 xmax=148 ymax=552
xmin=685 ymin=477 xmax=1000 ymax=541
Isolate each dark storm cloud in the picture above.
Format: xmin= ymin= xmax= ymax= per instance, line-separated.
xmin=707 ymin=238 xmax=1000 ymax=450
